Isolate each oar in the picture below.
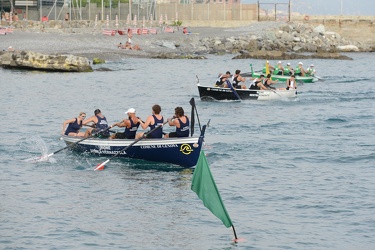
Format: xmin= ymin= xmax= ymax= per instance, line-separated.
xmin=313 ymin=76 xmax=325 ymax=82
xmin=190 ymin=97 xmax=195 ymax=136
xmin=267 ymin=87 xmax=282 ymax=98
xmin=83 ymin=124 xmax=116 ymax=133
xmin=35 ymin=127 xmax=112 ymax=162
xmin=93 ymin=120 xmax=169 ymax=171
xmin=190 ymin=97 xmax=202 ymax=134
xmin=226 ymin=80 xmax=241 ymax=101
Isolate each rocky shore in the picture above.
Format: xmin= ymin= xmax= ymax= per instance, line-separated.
xmin=1 ymin=21 xmax=373 ymax=67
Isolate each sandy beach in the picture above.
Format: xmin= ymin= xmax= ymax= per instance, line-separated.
xmin=1 ymin=20 xmax=372 ymax=62
xmin=0 ymin=23 xmax=281 ymax=61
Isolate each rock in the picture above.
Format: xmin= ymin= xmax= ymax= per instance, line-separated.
xmin=311 ymin=53 xmax=353 ymax=60
xmin=337 ymin=45 xmax=359 ymax=52
xmin=162 ymin=41 xmax=177 ymax=49
xmin=93 ymin=57 xmax=105 ymax=64
xmin=95 ymin=67 xmax=112 ymax=71
xmin=313 ymin=24 xmax=326 ymax=34
xmin=232 ymin=50 xmax=352 ymax=60
xmin=0 ymin=50 xmax=92 ymax=72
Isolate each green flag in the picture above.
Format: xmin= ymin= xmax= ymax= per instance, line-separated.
xmin=191 ymin=150 xmax=233 ymax=228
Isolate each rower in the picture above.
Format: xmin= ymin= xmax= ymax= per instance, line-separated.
xmin=305 ymin=64 xmax=316 ymax=76
xmin=273 ymin=61 xmax=284 ymax=75
xmin=295 ymin=62 xmax=306 ymax=76
xmin=249 ymin=74 xmax=268 ymax=90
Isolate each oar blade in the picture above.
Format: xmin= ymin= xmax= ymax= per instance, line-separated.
xmin=94 ymin=163 xmax=105 ymax=171
xmin=94 ymin=159 xmax=109 ymax=171
xmin=25 ymin=152 xmax=54 ymax=163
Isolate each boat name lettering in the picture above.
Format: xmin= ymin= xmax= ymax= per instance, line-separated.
xmin=98 ymin=145 xmax=111 ymax=150
xmin=90 ymin=149 xmax=127 ymax=155
xmin=140 ymin=144 xmax=178 ymax=149
xmin=208 ymin=88 xmax=230 ymax=93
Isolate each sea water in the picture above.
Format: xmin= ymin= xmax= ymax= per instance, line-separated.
xmin=0 ymin=53 xmax=374 ymax=249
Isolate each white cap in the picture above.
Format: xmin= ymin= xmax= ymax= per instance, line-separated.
xmin=310 ymin=64 xmax=314 ymax=67
xmin=299 ymin=62 xmax=303 ymax=65
xmin=125 ymin=108 xmax=136 ymax=114
xmin=287 ymin=63 xmax=290 ymax=65
xmin=278 ymin=61 xmax=281 ymax=64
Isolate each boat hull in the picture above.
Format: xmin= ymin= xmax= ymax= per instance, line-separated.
xmin=246 ymin=72 xmax=316 ymax=83
xmin=62 ymin=134 xmax=205 ymax=168
xmin=197 ymin=84 xmax=297 ymax=101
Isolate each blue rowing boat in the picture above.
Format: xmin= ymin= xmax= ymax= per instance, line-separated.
xmin=62 ymin=125 xmax=206 ymax=168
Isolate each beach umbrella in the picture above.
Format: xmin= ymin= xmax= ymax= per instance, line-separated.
xmin=175 ymin=11 xmax=178 ymax=22
xmin=142 ymin=16 xmax=145 ymax=28
xmin=133 ymin=14 xmax=137 ymax=27
xmin=95 ymin=14 xmax=98 ymax=27
xmin=165 ymin=14 xmax=168 ymax=25
xmin=106 ymin=15 xmax=109 ymax=28
xmin=115 ymin=15 xmax=119 ymax=28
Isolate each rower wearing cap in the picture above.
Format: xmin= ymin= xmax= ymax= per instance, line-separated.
xmin=284 ymin=63 xmax=294 ymax=76
xmin=273 ymin=61 xmax=285 ymax=75
xmin=110 ymin=108 xmax=141 ymax=139
xmin=305 ymin=64 xmax=316 ymax=76
xmin=262 ymin=61 xmax=275 ymax=74
xmin=295 ymin=62 xmax=306 ymax=76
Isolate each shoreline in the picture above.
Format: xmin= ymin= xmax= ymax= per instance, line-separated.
xmin=1 ymin=22 xmax=373 ymax=62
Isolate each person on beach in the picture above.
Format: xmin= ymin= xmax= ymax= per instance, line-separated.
xmin=110 ymin=108 xmax=141 ymax=139
xmin=295 ymin=62 xmax=306 ymax=76
xmin=183 ymin=27 xmax=191 ymax=34
xmin=232 ymin=69 xmax=247 ymax=89
xmin=62 ymin=112 xmax=86 ymax=137
xmin=136 ymin=104 xmax=164 ymax=139
xmin=82 ymin=109 xmax=110 ymax=138
xmin=117 ymin=41 xmax=133 ymax=50
xmin=13 ymin=13 xmax=19 ymax=22
xmin=65 ymin=13 xmax=69 ymax=21
xmin=117 ymin=41 xmax=141 ymax=50
xmin=249 ymin=74 xmax=268 ymax=90
xmin=264 ymin=74 xmax=279 ymax=89
xmin=165 ymin=107 xmax=190 ymax=138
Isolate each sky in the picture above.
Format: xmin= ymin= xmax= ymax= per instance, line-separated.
xmin=246 ymin=0 xmax=375 ymax=16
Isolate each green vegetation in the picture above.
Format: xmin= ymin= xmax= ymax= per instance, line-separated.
xmin=93 ymin=58 xmax=106 ymax=64
xmin=172 ymin=20 xmax=182 ymax=27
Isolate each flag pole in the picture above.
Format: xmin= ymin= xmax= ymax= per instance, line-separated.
xmin=231 ymin=225 xmax=238 ymax=240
